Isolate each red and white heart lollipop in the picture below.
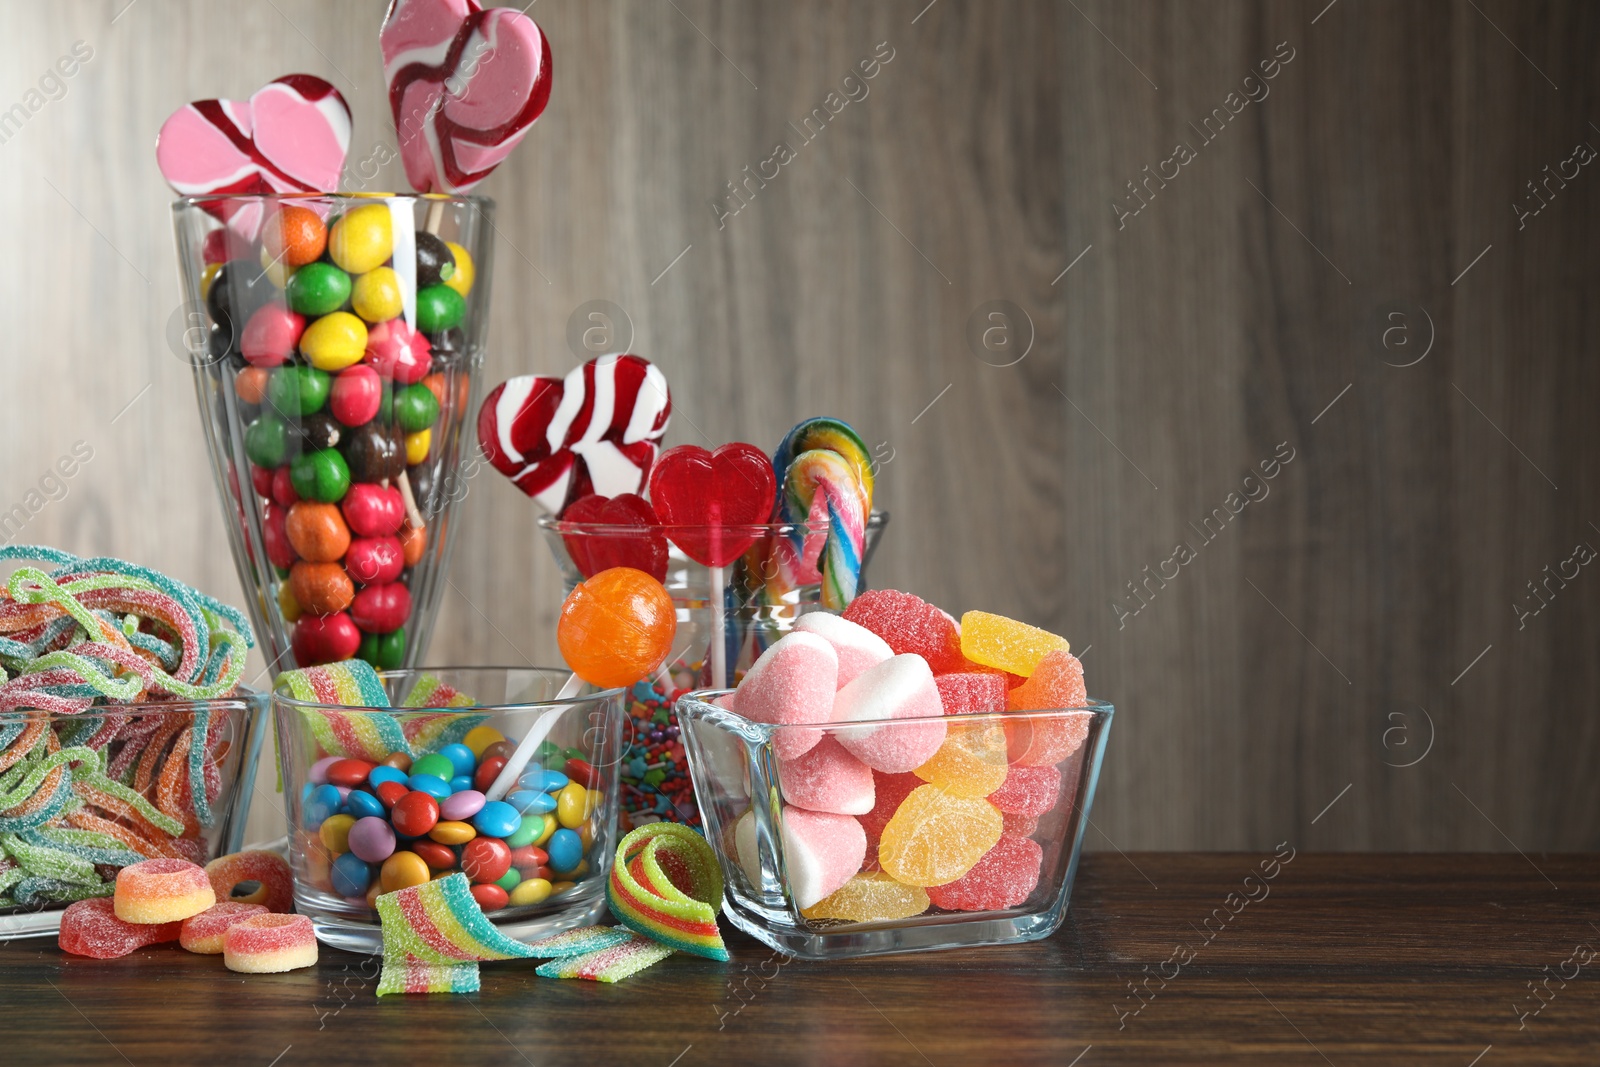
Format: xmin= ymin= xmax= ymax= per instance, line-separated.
xmin=381 ymin=0 xmax=553 ymax=194
xmin=478 ymin=354 xmax=671 ymax=514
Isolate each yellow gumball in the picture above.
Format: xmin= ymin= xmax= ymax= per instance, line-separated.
xmin=200 ymin=262 xmax=223 ymax=301
xmin=329 ymin=204 xmax=393 ymax=275
xmin=258 ymin=243 xmax=292 ymax=288
xmin=444 ymin=241 xmax=474 ymax=297
xmin=277 ymin=581 xmax=302 ymax=624
xmin=351 ymin=266 xmax=403 ymax=323
xmin=299 ymin=311 xmax=368 ymax=372
xmin=404 ymin=428 xmax=431 ymax=465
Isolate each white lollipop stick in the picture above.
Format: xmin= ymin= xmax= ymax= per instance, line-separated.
xmin=484 ymin=672 xmax=584 ymax=802
xmin=710 ymin=562 xmax=728 ymax=689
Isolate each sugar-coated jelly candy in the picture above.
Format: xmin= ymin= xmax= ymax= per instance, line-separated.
xmin=959 ymin=611 xmax=1071 ymax=677
xmin=842 ymin=590 xmax=965 ymax=673
xmin=179 ymin=902 xmax=269 ymax=955
xmin=767 ymin=808 xmax=865 ymax=910
xmin=989 ymin=764 xmax=1062 ymax=818
xmin=115 ymin=858 xmax=216 ymax=924
xmin=935 ymin=672 xmax=1007 ymax=714
xmin=777 ymin=736 xmax=874 ymax=815
xmin=557 ymin=567 xmax=676 ymax=688
xmin=926 ymin=835 xmax=1043 ymax=912
xmin=1002 ymin=810 xmax=1038 ymax=837
xmin=878 ymin=785 xmax=1002 ymax=888
xmin=733 ymin=631 xmax=838 ymax=760
xmin=792 ymin=612 xmax=893 ymax=688
xmin=832 ymin=655 xmax=946 ymax=773
xmin=1005 ymin=651 xmax=1091 ymax=764
xmin=913 ymin=719 xmax=1009 ymax=798
xmin=59 ymin=897 xmax=182 ymax=959
xmin=801 ymin=871 xmax=931 ymax=922
xmin=224 ymin=914 xmax=318 ymax=973
xmin=859 ymin=772 xmax=922 ymax=871
xmin=205 ymin=850 xmax=294 ymax=912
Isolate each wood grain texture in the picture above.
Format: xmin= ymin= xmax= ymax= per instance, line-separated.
xmin=6 ymin=854 xmax=1600 ymax=1065
xmin=0 ymin=2 xmax=1595 ymax=850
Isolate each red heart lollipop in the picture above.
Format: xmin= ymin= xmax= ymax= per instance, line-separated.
xmin=560 ymin=494 xmax=669 ymax=582
xmin=647 ymin=444 xmax=777 ymax=568
xmin=559 ymin=494 xmax=607 ymax=577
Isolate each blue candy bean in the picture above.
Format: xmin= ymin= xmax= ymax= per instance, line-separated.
xmin=472 ymin=800 xmax=521 ymax=838
xmin=330 ymin=851 xmax=373 ymax=897
xmin=506 ymin=790 xmax=556 ymax=815
xmin=407 ymin=773 xmax=452 ymax=799
xmin=344 ymin=789 xmax=386 ymax=820
xmin=368 ymin=765 xmax=408 ymax=788
xmin=546 ymin=828 xmax=582 ymax=873
xmin=438 ymin=743 xmax=476 ymax=777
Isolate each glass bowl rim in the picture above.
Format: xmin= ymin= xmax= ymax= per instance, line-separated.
xmin=677 ymin=689 xmax=1113 ymax=738
xmin=269 ymin=664 xmax=623 ymax=713
xmin=0 ymin=687 xmax=267 ymax=723
xmin=537 ymin=510 xmax=889 ymax=537
xmin=172 ymin=191 xmax=494 ymax=211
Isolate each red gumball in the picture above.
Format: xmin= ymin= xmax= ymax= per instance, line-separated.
xmin=249 ymin=464 xmax=275 ymax=499
xmin=344 ymin=536 xmax=404 ymax=586
xmin=461 ymin=837 xmax=512 ymax=884
xmin=201 ymin=228 xmax=228 ymax=265
xmin=240 ymin=304 xmax=305 ymax=369
xmin=342 ymin=484 xmax=405 ymax=538
xmin=291 ymin=612 xmax=360 ymax=665
xmin=271 ymin=465 xmax=300 ymax=508
xmin=390 ymin=791 xmax=440 ymax=838
xmin=262 ymin=503 xmax=297 ymax=570
xmin=469 ymin=883 xmax=509 ymax=911
xmin=351 ymin=583 xmax=412 ymax=634
xmin=330 ymin=364 xmax=383 ymax=427
xmin=364 ymin=320 xmax=432 ymax=384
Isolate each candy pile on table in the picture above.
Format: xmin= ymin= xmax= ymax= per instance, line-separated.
xmin=283 ymin=662 xmax=607 ymax=916
xmin=0 ymin=546 xmax=255 ymax=911
xmin=721 ymin=589 xmax=1092 ymax=919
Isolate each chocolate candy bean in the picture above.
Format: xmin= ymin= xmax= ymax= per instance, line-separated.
xmin=266 ymin=365 xmax=330 ymax=418
xmin=244 ymin=414 xmax=297 ymax=468
xmin=341 ymin=483 xmax=404 ymax=537
xmin=329 ymin=204 xmax=393 ymax=275
xmin=285 ymin=500 xmax=350 ymax=562
xmin=290 ymin=560 xmax=355 ymax=615
xmin=351 ymin=582 xmax=411 ymax=634
xmin=341 ymin=423 xmax=405 ymax=482
xmin=351 ymin=266 xmax=403 ymax=323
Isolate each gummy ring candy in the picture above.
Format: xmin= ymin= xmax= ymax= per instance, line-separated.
xmin=224 ymin=913 xmax=318 ymax=973
xmin=607 ymin=822 xmax=727 ymax=961
xmin=179 ymin=901 xmax=268 ymax=954
xmin=205 ymin=850 xmax=294 ymax=913
xmin=114 ymin=857 xmax=216 ymax=924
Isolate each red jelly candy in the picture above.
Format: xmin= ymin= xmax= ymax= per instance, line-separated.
xmin=59 ymin=896 xmax=182 ymax=959
xmin=842 ymin=590 xmax=965 ymax=673
xmin=926 ymin=835 xmax=1043 ymax=912
xmin=934 ymin=673 xmax=1007 ymax=714
xmin=858 ymin=771 xmax=922 ymax=871
xmin=989 ymin=765 xmax=1061 ymax=818
xmin=647 ymin=443 xmax=776 ymax=567
xmin=1002 ymin=810 xmax=1038 ymax=837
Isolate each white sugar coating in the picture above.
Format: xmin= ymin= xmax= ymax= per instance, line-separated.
xmin=733 ymin=631 xmax=838 ymax=759
xmin=793 ymin=613 xmax=894 ymax=689
xmin=781 ymin=807 xmax=867 ymax=910
xmin=777 ymin=736 xmax=875 ymax=815
xmin=831 ymin=654 xmax=948 ymax=773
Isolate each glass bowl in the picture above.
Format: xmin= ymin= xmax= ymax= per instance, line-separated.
xmin=678 ymin=691 xmax=1113 ymax=959
xmin=0 ymin=692 xmax=269 ymax=938
xmin=271 ymin=666 xmax=624 ymax=953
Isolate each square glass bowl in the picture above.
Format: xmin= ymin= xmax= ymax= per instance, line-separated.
xmin=0 ymin=692 xmax=269 ymax=938
xmin=272 ymin=667 xmax=624 ymax=953
xmin=678 ymin=692 xmax=1113 ymax=959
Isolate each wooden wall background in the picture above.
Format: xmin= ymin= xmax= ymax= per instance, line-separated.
xmin=1 ymin=1 xmax=1595 ymax=853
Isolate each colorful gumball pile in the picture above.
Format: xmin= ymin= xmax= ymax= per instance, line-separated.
xmin=717 ymin=589 xmax=1093 ymax=920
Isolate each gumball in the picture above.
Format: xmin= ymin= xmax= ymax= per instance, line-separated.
xmin=400 ymin=523 xmax=427 ymax=566
xmin=444 ymin=241 xmax=474 ymax=297
xmin=271 ymin=466 xmax=300 ymax=508
xmin=235 ymin=366 xmax=269 ymax=405
xmin=351 ymin=266 xmax=403 ymax=323
xmin=298 ymin=412 xmax=343 ymax=451
xmin=240 ymin=304 xmax=305 ymax=368
xmin=249 ymin=463 xmax=275 ymax=499
xmin=415 ymin=285 xmax=465 ymax=333
xmin=351 ymin=583 xmax=411 ymax=634
xmin=461 ymin=837 xmax=512 ymax=884
xmin=263 ymin=205 xmax=327 ymax=267
xmin=258 ymin=243 xmax=293 ymax=289
xmin=342 ymin=423 xmax=406 ymax=483
xmin=470 ymin=884 xmax=509 ymax=911
xmin=266 ymin=365 xmax=331 ymax=418
xmin=290 ymin=561 xmax=354 ymax=615
xmin=201 ymin=228 xmax=229 ymax=265
xmin=357 ymin=627 xmax=406 ymax=670
xmin=286 ymin=262 xmax=352 ymax=318
xmin=244 ymin=415 xmax=296 ymax=469
xmin=329 ymin=204 xmax=393 ymax=275
xmin=557 ymin=568 xmax=676 ymax=688
xmin=412 ymin=232 xmax=455 ymax=288
xmin=300 ymin=311 xmax=368 ymax=372
xmin=285 ymin=501 xmax=350 ymax=562
xmin=330 ymin=364 xmax=383 ymax=427
xmin=394 ymin=383 xmax=439 ymax=433
xmin=364 ymin=319 xmax=432 ymax=384
xmin=424 ymin=327 xmax=465 ymax=370
xmin=345 ymin=535 xmax=404 ymax=585
xmin=262 ymin=503 xmax=296 ymax=570
xmin=403 ymin=428 xmax=431 ymax=466
xmin=390 ymin=791 xmax=440 ymax=838
xmin=291 ymin=612 xmax=361 ymax=665
xmin=341 ymin=483 xmax=404 ymax=537
xmin=289 ymin=448 xmax=351 ymax=504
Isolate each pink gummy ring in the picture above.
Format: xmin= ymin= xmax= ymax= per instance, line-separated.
xmin=223 ymin=913 xmax=318 ymax=974
xmin=115 ymin=857 xmax=216 ymax=924
xmin=205 ymin=850 xmax=294 ymax=912
xmin=179 ymin=901 xmax=269 ymax=955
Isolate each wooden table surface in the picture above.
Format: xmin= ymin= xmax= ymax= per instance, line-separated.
xmin=4 ymin=853 xmax=1597 ymax=1066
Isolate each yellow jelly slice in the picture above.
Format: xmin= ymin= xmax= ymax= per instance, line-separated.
xmin=959 ymin=611 xmax=1070 ymax=677
xmin=878 ymin=785 xmax=1002 ymax=887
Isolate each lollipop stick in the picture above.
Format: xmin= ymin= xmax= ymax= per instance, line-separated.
xmin=424 ymin=198 xmax=446 ymax=235
xmin=710 ymin=563 xmax=728 ymax=689
xmin=484 ymin=672 xmax=584 ymax=802
xmin=397 ymin=469 xmax=426 ymax=529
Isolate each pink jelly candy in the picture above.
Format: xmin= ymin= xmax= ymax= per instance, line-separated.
xmin=59 ymin=897 xmax=182 ymax=959
xmin=778 ymin=736 xmax=874 ymax=815
xmin=841 ymin=590 xmax=965 ymax=673
xmin=734 ymin=631 xmax=838 ymax=760
xmin=831 ymin=654 xmax=946 ymax=773
xmin=935 ymin=672 xmax=1007 ymax=714
xmin=180 ymin=901 xmax=270 ymax=955
xmin=777 ymin=807 xmax=867 ymax=910
xmin=793 ymin=612 xmax=893 ymax=688
xmin=1005 ymin=650 xmax=1091 ymax=765
xmin=1002 ymin=810 xmax=1039 ymax=837
xmin=926 ymin=835 xmax=1043 ymax=911
xmin=859 ymin=772 xmax=922 ymax=871
xmin=989 ymin=764 xmax=1062 ymax=817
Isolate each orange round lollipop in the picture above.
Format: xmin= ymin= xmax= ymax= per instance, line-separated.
xmin=558 ymin=567 xmax=676 ymax=688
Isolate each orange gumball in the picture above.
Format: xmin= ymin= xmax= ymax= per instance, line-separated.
xmin=263 ymin=205 xmax=328 ymax=268
xmin=285 ymin=501 xmax=351 ymax=563
xmin=235 ymin=366 xmax=269 ymax=405
xmin=399 ymin=523 xmax=427 ymax=566
xmin=557 ymin=567 xmax=675 ymax=688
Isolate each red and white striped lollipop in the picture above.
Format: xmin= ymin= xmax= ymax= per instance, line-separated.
xmin=381 ymin=0 xmax=553 ymax=194
xmin=478 ymin=354 xmax=671 ymax=514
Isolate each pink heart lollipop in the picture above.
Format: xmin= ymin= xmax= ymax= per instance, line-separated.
xmin=381 ymin=0 xmax=553 ymax=194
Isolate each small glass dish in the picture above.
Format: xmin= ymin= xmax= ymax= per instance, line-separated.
xmin=678 ymin=691 xmax=1113 ymax=959
xmin=0 ymin=692 xmax=269 ymax=938
xmin=271 ymin=667 xmax=624 ymax=953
